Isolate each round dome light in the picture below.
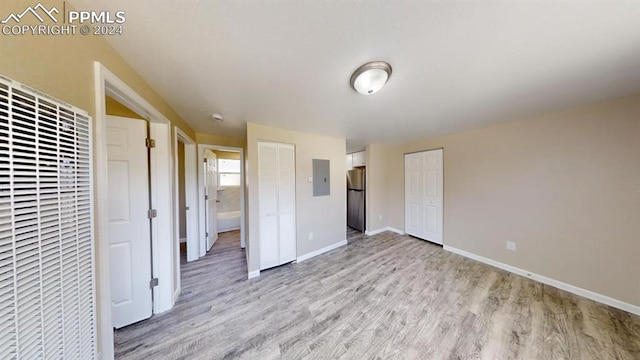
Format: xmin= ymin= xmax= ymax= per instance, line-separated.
xmin=350 ymin=61 xmax=392 ymax=95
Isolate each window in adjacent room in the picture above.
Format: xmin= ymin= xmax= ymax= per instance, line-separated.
xmin=218 ymin=158 xmax=241 ymax=187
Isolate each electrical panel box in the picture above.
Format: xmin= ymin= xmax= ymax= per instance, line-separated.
xmin=312 ymin=159 xmax=330 ymax=196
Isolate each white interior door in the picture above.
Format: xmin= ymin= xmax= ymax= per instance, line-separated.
xmin=204 ymin=149 xmax=218 ymax=251
xmin=405 ymin=152 xmax=423 ymax=238
xmin=259 ymin=142 xmax=296 ymax=270
xmin=422 ymin=149 xmax=443 ymax=243
xmin=106 ymin=116 xmax=152 ymax=329
xmin=405 ymin=149 xmax=443 ymax=245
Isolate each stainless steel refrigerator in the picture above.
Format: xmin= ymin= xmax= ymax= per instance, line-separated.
xmin=347 ymin=169 xmax=365 ymax=232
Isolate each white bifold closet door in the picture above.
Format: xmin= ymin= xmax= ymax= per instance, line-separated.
xmin=258 ymin=141 xmax=296 ymax=270
xmin=405 ymin=149 xmax=444 ymax=245
xmin=0 ymin=76 xmax=95 ymax=358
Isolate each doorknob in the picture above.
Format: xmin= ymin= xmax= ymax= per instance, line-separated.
xmin=216 ymin=200 xmax=221 ymax=203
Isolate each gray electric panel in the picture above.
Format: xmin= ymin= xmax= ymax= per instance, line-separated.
xmin=312 ymin=159 xmax=330 ymax=196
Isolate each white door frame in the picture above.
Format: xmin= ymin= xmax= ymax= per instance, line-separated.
xmin=173 ymin=127 xmax=199 ymax=270
xmin=94 ymin=62 xmax=175 ymax=360
xmin=197 ymin=144 xmax=246 ymax=257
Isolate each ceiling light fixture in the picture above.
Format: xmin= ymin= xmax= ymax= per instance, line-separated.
xmin=350 ymin=61 xmax=392 ymax=95
xmin=210 ymin=113 xmax=224 ymax=122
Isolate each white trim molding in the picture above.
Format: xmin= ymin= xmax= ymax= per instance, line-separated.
xmin=386 ymin=227 xmax=405 ymax=235
xmin=365 ymin=228 xmax=386 ymax=236
xmin=297 ymin=240 xmax=348 ymax=263
xmin=248 ymin=270 xmax=260 ymax=279
xmin=173 ymin=288 xmax=181 ymax=304
xmin=444 ymin=245 xmax=640 ymax=316
xmin=173 ymin=127 xmax=199 ymax=267
xmin=365 ymin=227 xmax=405 ymax=236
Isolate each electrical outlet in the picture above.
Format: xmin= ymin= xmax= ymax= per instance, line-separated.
xmin=506 ymin=241 xmax=516 ymax=251
xmin=309 ymin=232 xmax=314 ymax=240
xmin=379 ymin=214 xmax=383 ymax=221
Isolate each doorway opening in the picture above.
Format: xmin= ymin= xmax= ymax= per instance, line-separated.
xmin=197 ymin=144 xmax=246 ymax=265
xmin=95 ymin=63 xmax=176 ymax=360
xmin=404 ymin=148 xmax=444 ymax=245
xmin=346 ymin=151 xmax=366 ymax=233
xmin=178 ymin=141 xmax=187 ymax=259
xmin=172 ymin=126 xmax=198 ymax=290
xmin=104 ymin=99 xmax=154 ymax=329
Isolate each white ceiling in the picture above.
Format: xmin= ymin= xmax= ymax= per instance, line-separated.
xmin=72 ymin=0 xmax=640 ymax=152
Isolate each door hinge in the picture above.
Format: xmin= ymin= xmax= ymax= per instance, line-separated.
xmin=147 ymin=209 xmax=157 ymax=219
xmin=205 ymin=195 xmax=209 ymax=200
xmin=146 ymin=138 xmax=156 ymax=148
xmin=206 ymin=232 xmax=209 ymax=237
xmin=149 ymin=278 xmax=159 ymax=289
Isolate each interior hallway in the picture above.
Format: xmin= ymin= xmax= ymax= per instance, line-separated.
xmin=115 ymin=230 xmax=246 ymax=358
xmin=114 ymin=231 xmax=640 ymax=359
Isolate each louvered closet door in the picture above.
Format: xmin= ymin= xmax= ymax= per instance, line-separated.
xmin=0 ymin=76 xmax=95 ymax=359
xmin=258 ymin=142 xmax=296 ymax=270
xmin=258 ymin=142 xmax=279 ymax=269
xmin=277 ymin=144 xmax=296 ymax=264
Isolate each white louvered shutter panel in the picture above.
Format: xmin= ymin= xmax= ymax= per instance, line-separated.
xmin=0 ymin=75 xmax=95 ymax=360
xmin=276 ymin=144 xmax=296 ymax=264
xmin=258 ymin=142 xmax=279 ymax=270
xmin=257 ymin=141 xmax=296 ymax=270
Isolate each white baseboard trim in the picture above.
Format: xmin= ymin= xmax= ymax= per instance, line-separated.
xmin=444 ymin=245 xmax=640 ymax=316
xmin=297 ymin=240 xmax=348 ymax=263
xmin=386 ymin=226 xmax=405 ymax=235
xmin=365 ymin=228 xmax=386 ymax=236
xmin=248 ymin=270 xmax=260 ymax=279
xmin=366 ymin=227 xmax=405 ymax=236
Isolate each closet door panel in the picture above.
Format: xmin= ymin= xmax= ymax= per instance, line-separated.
xmin=277 ymin=144 xmax=296 ymax=263
xmin=258 ymin=142 xmax=279 ymax=269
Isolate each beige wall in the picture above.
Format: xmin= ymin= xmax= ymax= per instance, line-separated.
xmin=246 ymin=123 xmax=347 ymax=274
xmin=213 ymin=150 xmax=241 ymax=160
xmin=196 ymin=132 xmax=246 ymax=148
xmin=105 ymin=96 xmax=144 ymax=119
xmin=379 ymin=94 xmax=640 ymax=306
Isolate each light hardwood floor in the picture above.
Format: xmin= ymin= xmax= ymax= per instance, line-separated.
xmin=115 ymin=230 xmax=640 ymax=359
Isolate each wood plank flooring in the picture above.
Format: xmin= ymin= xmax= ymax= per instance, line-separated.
xmin=114 ymin=230 xmax=640 ymax=359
